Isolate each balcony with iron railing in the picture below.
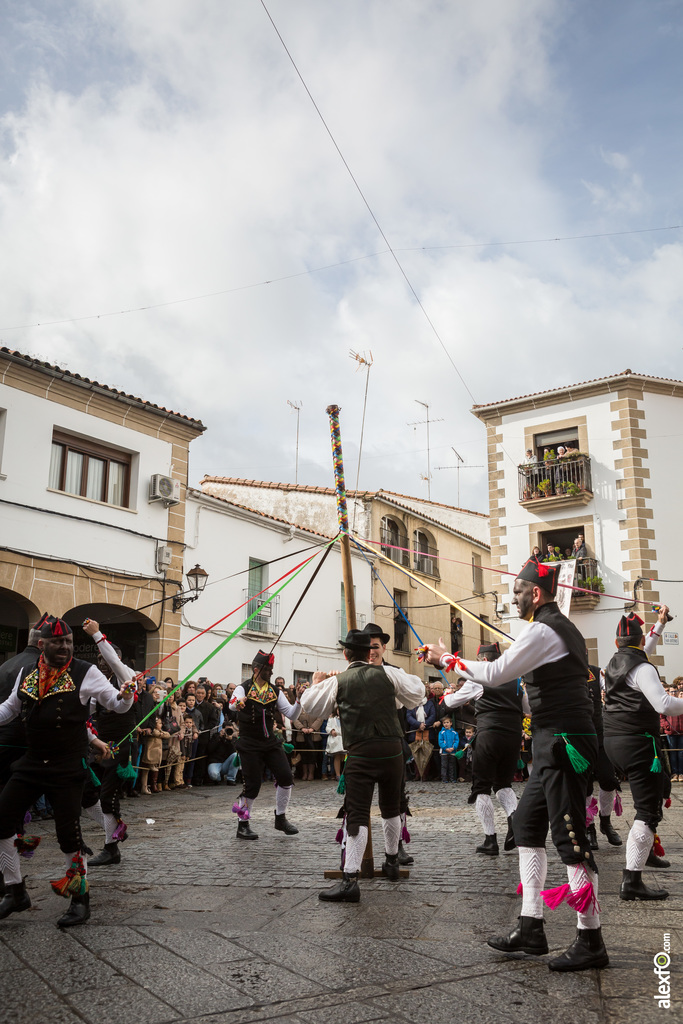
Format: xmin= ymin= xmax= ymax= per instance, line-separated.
xmin=380 ymin=526 xmax=411 ymax=567
xmin=413 ymin=544 xmax=439 ymax=578
xmin=242 ymin=589 xmax=280 ymax=634
xmin=518 ymin=454 xmax=593 ymax=511
xmin=571 ymin=557 xmax=603 ymax=610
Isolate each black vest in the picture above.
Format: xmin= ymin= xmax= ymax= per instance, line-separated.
xmin=235 ymin=678 xmax=280 ymax=741
xmin=587 ymin=665 xmax=604 ymax=738
xmin=336 ymin=662 xmax=403 ymax=747
xmin=95 ymin=672 xmax=139 ymax=740
xmin=524 ymin=603 xmax=593 ymax=728
xmin=475 ymin=678 xmax=524 ymax=734
xmin=18 ymin=658 xmax=93 ymax=759
xmin=603 ymin=646 xmax=661 ymax=736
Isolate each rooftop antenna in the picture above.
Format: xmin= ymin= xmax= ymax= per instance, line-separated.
xmin=408 ymin=401 xmax=443 ymax=500
xmin=349 ymin=349 xmax=373 ymax=529
xmin=435 ymin=447 xmax=484 ymax=506
xmin=287 ymin=400 xmax=302 ymax=484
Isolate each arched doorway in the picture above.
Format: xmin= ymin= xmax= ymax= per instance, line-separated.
xmin=0 ymin=588 xmax=41 ymax=665
xmin=64 ymin=603 xmax=158 ymax=672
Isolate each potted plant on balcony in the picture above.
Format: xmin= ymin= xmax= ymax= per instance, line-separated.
xmin=538 ymin=478 xmax=552 ymax=497
xmin=560 ymin=480 xmax=582 ymax=497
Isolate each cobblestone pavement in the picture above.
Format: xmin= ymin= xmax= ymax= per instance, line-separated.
xmin=0 ymin=778 xmax=681 ymax=1024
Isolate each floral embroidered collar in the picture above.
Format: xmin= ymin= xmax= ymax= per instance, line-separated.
xmin=245 ymin=677 xmax=277 ymax=706
xmin=21 ymin=656 xmax=75 ymax=701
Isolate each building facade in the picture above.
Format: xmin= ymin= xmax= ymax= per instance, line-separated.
xmin=198 ymin=478 xmax=492 ymax=679
xmin=178 ymin=489 xmax=373 ymax=686
xmin=0 ymin=347 xmax=204 ymax=675
xmin=472 ymin=369 xmax=683 ymax=676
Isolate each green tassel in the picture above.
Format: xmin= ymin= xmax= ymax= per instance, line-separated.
xmin=517 ymin=758 xmax=525 ymax=770
xmin=454 ymin=748 xmax=465 ymax=760
xmin=336 ymin=773 xmax=346 ymax=795
xmin=82 ymin=759 xmax=101 ymax=787
xmin=116 ymin=760 xmax=138 ymax=781
xmin=283 ymin=743 xmax=294 ymax=753
xmin=650 ymin=755 xmax=662 ymax=773
xmin=560 ymin=735 xmax=590 ymax=774
xmin=233 ymin=754 xmax=241 ymax=769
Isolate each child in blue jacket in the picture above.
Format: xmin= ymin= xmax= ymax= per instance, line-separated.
xmin=438 ymin=716 xmax=460 ymax=782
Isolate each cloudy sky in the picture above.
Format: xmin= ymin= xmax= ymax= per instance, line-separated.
xmin=1 ymin=0 xmax=682 ymax=513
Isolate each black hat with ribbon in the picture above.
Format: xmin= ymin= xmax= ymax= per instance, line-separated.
xmin=477 ymin=642 xmax=501 ymax=661
xmin=516 ymin=556 xmax=559 ymax=597
xmin=39 ymin=615 xmax=73 ymax=639
xmin=616 ymin=613 xmax=644 ymax=641
xmin=252 ymin=650 xmax=275 ymax=668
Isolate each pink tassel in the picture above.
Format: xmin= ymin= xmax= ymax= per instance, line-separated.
xmin=613 ymin=792 xmax=623 ymax=816
xmin=401 ymin=824 xmax=411 ymax=843
xmin=516 ymin=881 xmax=523 ymax=895
xmin=335 ymin=827 xmax=344 ymax=845
xmin=585 ymin=797 xmax=598 ymax=825
xmin=541 ymin=883 xmax=571 ymax=909
xmin=653 ymin=835 xmax=665 ymax=857
xmin=567 ymin=882 xmax=599 ymax=914
xmin=112 ymin=820 xmax=127 ymax=843
xmin=231 ymin=800 xmax=250 ymax=821
xmin=23 ymin=811 xmax=32 ymax=825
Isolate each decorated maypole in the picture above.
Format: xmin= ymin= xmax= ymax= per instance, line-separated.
xmin=326 ymin=404 xmax=357 ymax=632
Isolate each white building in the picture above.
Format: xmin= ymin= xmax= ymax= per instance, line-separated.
xmin=0 ymin=346 xmax=204 ymax=672
xmin=472 ymin=369 xmax=683 ymax=677
xmin=178 ymin=489 xmax=373 ymax=686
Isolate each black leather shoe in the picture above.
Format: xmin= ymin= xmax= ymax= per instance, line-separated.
xmin=548 ymin=927 xmax=609 ymax=971
xmin=0 ymin=881 xmax=31 ymax=920
xmin=397 ymin=842 xmax=413 ymax=865
xmin=319 ymin=873 xmax=360 ymax=903
xmin=599 ymin=815 xmax=622 ymax=846
xmin=620 ymin=869 xmax=668 ymax=901
xmin=236 ymin=819 xmax=259 ymax=840
xmin=586 ymin=823 xmax=599 ymax=850
xmin=476 ymin=834 xmax=499 ymax=856
xmin=487 ymin=916 xmax=548 ymax=955
xmin=274 ymin=812 xmax=299 ymax=835
xmin=646 ymin=849 xmax=670 ymax=868
xmin=57 ymin=893 xmax=90 ymax=929
xmin=504 ymin=816 xmax=516 ymax=851
xmin=381 ymin=854 xmax=400 ymax=880
xmin=88 ymin=843 xmax=121 ymax=867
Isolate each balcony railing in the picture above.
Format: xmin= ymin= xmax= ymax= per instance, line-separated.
xmin=243 ymin=589 xmax=280 ymax=634
xmin=337 ymin=610 xmax=367 ymax=639
xmin=413 ymin=544 xmax=438 ymax=577
xmin=380 ymin=527 xmax=411 ymax=566
xmin=518 ymin=454 xmax=593 ymax=502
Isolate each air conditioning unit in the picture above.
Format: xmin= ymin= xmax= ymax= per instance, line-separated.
xmin=149 ymin=474 xmax=180 ymax=507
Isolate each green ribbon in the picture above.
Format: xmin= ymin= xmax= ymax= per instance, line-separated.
xmin=554 ymin=733 xmax=592 ymax=774
xmin=645 ymin=732 xmax=662 ymax=773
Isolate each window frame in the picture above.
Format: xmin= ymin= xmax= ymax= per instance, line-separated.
xmin=50 ymin=430 xmax=132 ymax=508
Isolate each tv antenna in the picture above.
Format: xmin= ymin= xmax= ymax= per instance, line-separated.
xmin=408 ymin=401 xmax=443 ymax=500
xmin=349 ymin=350 xmax=373 ymax=527
xmin=435 ymin=447 xmax=483 ymax=506
xmin=287 ymin=400 xmax=302 ymax=484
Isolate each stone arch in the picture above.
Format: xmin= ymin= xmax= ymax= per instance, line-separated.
xmin=64 ymin=602 xmax=159 ymax=672
xmin=0 ymin=587 xmax=42 ymax=663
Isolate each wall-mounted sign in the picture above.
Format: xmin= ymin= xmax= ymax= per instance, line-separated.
xmin=663 ymin=632 xmax=679 ymax=645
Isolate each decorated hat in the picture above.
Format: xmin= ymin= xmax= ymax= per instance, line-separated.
xmin=477 ymin=642 xmax=501 ymax=660
xmin=516 ymin=556 xmax=559 ymax=597
xmin=39 ymin=615 xmax=72 ymax=639
xmin=340 ymin=629 xmax=374 ymax=650
xmin=362 ymin=622 xmax=390 ymax=645
xmin=252 ymin=650 xmax=275 ymax=668
xmin=616 ymin=613 xmax=644 ymax=640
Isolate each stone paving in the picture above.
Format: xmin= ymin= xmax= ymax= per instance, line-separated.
xmin=0 ymin=778 xmax=681 ymax=1024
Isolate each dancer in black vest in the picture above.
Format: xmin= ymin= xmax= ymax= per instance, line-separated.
xmin=443 ymin=642 xmax=523 ymax=856
xmin=81 ymin=618 xmax=140 ymax=866
xmin=229 ymin=650 xmax=301 ymax=840
xmin=0 ymin=615 xmax=134 ymax=928
xmin=603 ymin=608 xmax=683 ymax=900
xmin=423 ymin=557 xmax=608 ymax=972
xmin=363 ymin=622 xmax=415 ymax=866
xmin=302 ymin=629 xmax=426 ymax=903
xmin=584 ymin=663 xmax=622 ymax=850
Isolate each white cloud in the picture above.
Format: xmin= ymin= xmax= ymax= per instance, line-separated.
xmin=0 ymin=0 xmax=681 ymax=515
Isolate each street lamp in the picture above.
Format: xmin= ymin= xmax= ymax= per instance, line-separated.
xmin=172 ymin=564 xmax=209 ymax=612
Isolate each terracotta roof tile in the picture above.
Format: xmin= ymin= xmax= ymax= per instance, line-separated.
xmin=471 ymin=368 xmax=683 ymax=411
xmin=0 ymin=346 xmax=205 ymax=429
